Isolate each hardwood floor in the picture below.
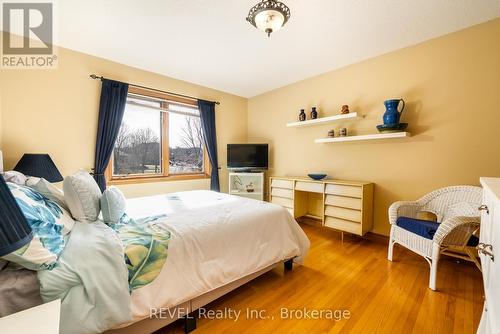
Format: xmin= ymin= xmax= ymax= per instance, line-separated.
xmin=159 ymin=222 xmax=484 ymax=334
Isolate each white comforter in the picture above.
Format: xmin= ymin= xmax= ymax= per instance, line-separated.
xmin=124 ymin=190 xmax=310 ymax=321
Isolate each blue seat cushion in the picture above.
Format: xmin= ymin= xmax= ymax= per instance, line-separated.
xmin=396 ymin=216 xmax=480 ymax=246
xmin=396 ymin=216 xmax=439 ymax=240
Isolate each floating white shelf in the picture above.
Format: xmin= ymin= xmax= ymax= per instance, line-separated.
xmin=315 ymin=131 xmax=410 ymax=143
xmin=286 ymin=112 xmax=361 ymax=128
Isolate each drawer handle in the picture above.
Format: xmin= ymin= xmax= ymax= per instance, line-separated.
xmin=478 ymin=205 xmax=489 ymax=214
xmin=477 ymin=243 xmax=494 ymax=262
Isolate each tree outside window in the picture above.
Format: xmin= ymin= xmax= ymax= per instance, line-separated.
xmin=108 ymin=88 xmax=207 ymax=182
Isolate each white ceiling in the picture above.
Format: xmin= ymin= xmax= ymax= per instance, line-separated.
xmin=54 ymin=0 xmax=500 ymax=97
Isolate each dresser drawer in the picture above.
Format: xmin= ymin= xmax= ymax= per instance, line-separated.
xmin=271 ymin=196 xmax=294 ymax=209
xmin=325 ymin=195 xmax=362 ymax=210
xmin=295 ymin=181 xmax=324 ymax=193
xmin=325 ymin=184 xmax=362 ymax=198
xmin=271 ymin=187 xmax=294 ymax=199
xmin=325 ymin=205 xmax=361 ymax=222
xmin=325 ymin=216 xmax=362 ymax=235
xmin=271 ymin=179 xmax=294 ymax=189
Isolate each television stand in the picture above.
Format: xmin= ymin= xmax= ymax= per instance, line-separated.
xmin=228 ymin=172 xmax=264 ymax=201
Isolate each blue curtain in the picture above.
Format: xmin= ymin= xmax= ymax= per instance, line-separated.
xmin=198 ymin=100 xmax=220 ymax=191
xmin=94 ymin=79 xmax=129 ymax=191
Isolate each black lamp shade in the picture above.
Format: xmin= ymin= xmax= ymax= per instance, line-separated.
xmin=0 ymin=175 xmax=33 ymax=257
xmin=14 ymin=154 xmax=63 ymax=183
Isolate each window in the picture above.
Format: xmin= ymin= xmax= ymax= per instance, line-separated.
xmin=106 ymin=87 xmax=209 ymax=184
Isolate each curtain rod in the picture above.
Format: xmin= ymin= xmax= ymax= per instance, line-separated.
xmin=89 ymin=74 xmax=220 ymax=105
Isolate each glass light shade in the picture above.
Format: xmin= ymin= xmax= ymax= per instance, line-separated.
xmin=255 ymin=9 xmax=285 ymax=35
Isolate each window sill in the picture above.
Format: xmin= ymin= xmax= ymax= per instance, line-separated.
xmin=107 ymin=173 xmax=210 ymax=185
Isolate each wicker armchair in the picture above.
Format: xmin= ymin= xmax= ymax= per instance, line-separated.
xmin=387 ymin=186 xmax=482 ymax=290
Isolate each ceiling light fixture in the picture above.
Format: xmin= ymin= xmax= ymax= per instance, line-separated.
xmin=246 ymin=0 xmax=291 ymax=37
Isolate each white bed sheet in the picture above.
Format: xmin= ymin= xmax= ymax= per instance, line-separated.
xmin=124 ymin=190 xmax=310 ymax=320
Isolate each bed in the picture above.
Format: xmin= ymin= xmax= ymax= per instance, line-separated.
xmin=36 ymin=190 xmax=310 ymax=334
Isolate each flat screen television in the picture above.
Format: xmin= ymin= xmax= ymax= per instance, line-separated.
xmin=227 ymin=144 xmax=268 ymax=170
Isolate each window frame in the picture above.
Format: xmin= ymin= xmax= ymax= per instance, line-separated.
xmin=106 ymin=86 xmax=211 ymax=185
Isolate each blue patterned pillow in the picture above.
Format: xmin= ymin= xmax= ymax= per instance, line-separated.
xmin=1 ymin=183 xmax=74 ymax=270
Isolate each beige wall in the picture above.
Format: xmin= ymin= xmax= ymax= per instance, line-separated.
xmin=0 ymin=47 xmax=247 ymax=196
xmin=1 ymin=19 xmax=499 ymax=235
xmin=247 ymin=18 xmax=500 ymax=235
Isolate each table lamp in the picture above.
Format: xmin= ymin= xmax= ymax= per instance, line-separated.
xmin=13 ymin=154 xmax=63 ymax=183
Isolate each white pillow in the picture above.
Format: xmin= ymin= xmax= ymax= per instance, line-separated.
xmin=28 ymin=177 xmax=69 ymax=212
xmin=63 ymin=170 xmax=102 ymax=222
xmin=3 ymin=171 xmax=27 ymax=185
xmin=100 ymin=186 xmax=126 ymax=224
xmin=25 ymin=176 xmax=41 ymax=187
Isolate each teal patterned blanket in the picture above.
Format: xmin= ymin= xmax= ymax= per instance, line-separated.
xmin=112 ymin=215 xmax=171 ymax=291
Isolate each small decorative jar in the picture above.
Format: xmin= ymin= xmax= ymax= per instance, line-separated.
xmin=341 ymin=105 xmax=350 ymax=114
xmin=299 ymin=109 xmax=306 ymax=121
xmin=327 ymin=129 xmax=335 ymax=137
xmin=246 ymin=182 xmax=255 ymax=193
xmin=339 ymin=128 xmax=348 ymax=137
xmin=311 ymin=107 xmax=318 ymax=119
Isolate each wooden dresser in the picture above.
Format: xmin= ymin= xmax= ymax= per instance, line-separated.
xmin=270 ymin=177 xmax=374 ymax=236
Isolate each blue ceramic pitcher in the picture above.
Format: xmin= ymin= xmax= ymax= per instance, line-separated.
xmin=383 ymin=99 xmax=405 ymax=125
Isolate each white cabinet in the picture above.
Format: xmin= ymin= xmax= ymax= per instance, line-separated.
xmin=477 ymin=178 xmax=500 ymax=334
xmin=229 ymin=172 xmax=264 ymax=201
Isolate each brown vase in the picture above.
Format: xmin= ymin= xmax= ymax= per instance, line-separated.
xmin=299 ymin=109 xmax=306 ymax=121
xmin=311 ymin=107 xmax=318 ymax=119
